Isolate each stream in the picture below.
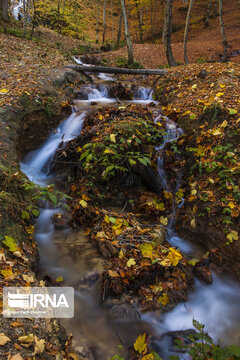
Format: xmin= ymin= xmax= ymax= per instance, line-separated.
xmin=20 ymin=61 xmax=240 ymax=359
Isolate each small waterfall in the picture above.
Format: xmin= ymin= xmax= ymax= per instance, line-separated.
xmin=12 ymin=0 xmax=23 ymax=20
xmin=134 ymin=86 xmax=153 ymax=100
xmin=21 ymin=112 xmax=85 ymax=183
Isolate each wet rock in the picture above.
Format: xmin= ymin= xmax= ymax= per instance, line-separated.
xmin=81 ymin=55 xmax=101 ymax=65
xmin=108 ymin=303 xmax=140 ymax=321
xmin=97 ymin=239 xmax=118 ymax=258
xmin=109 ymin=82 xmax=133 ymax=100
xmin=100 ymin=43 xmax=112 ymax=52
xmin=198 ymin=70 xmax=207 ymax=78
xmin=52 ymin=213 xmax=70 ymax=230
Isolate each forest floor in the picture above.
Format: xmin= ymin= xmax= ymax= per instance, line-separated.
xmin=0 ymin=5 xmax=240 ymax=358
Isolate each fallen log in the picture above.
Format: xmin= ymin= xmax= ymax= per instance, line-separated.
xmin=65 ymin=64 xmax=167 ymax=76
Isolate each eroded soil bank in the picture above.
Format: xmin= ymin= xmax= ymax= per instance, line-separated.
xmin=0 ymin=68 xmax=90 ymax=360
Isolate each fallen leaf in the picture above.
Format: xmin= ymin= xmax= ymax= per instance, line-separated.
xmin=9 ymin=355 xmax=24 ymax=360
xmin=34 ymin=336 xmax=45 ymax=355
xmin=134 ymin=333 xmax=147 ymax=354
xmin=18 ymin=334 xmax=34 ymax=345
xmin=79 ymin=200 xmax=88 ymax=208
xmin=22 ymin=274 xmax=34 ymax=283
xmin=167 ymin=247 xmax=183 ymax=266
xmin=110 ymin=134 xmax=116 ymax=143
xmin=158 ymin=293 xmax=169 ymax=306
xmin=0 ymin=333 xmax=11 ymax=345
xmin=127 ymin=258 xmax=136 ymax=267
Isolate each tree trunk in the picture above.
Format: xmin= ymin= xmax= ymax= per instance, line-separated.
xmin=204 ymin=0 xmax=212 ymax=27
xmin=60 ymin=0 xmax=66 ymax=34
xmin=213 ymin=0 xmax=218 ymax=17
xmin=102 ymin=0 xmax=107 ymax=45
xmin=0 ymin=0 xmax=8 ymax=20
xmin=23 ymin=0 xmax=27 ymax=37
xmin=219 ymin=0 xmax=228 ymax=61
xmin=121 ymin=0 xmax=134 ymax=64
xmin=117 ymin=9 xmax=123 ymax=45
xmin=66 ymin=64 xmax=167 ymax=76
xmin=30 ymin=0 xmax=37 ymax=38
xmin=134 ymin=0 xmax=144 ymax=43
xmin=163 ymin=0 xmax=177 ymax=67
xmin=183 ymin=0 xmax=194 ymax=64
xmin=57 ymin=0 xmax=61 ymax=33
xmin=111 ymin=0 xmax=114 ymax=41
xmin=96 ymin=0 xmax=100 ymax=43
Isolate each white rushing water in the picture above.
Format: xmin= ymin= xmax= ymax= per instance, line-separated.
xmin=20 ymin=68 xmax=240 ymax=359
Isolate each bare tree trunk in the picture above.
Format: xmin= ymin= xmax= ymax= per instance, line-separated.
xmin=111 ymin=0 xmax=114 ymax=41
xmin=121 ymin=0 xmax=134 ymax=64
xmin=23 ymin=0 xmax=27 ymax=37
xmin=30 ymin=0 xmax=37 ymax=38
xmin=134 ymin=0 xmax=144 ymax=43
xmin=96 ymin=0 xmax=100 ymax=43
xmin=60 ymin=0 xmax=66 ymax=34
xmin=204 ymin=0 xmax=212 ymax=27
xmin=151 ymin=0 xmax=157 ymax=43
xmin=57 ymin=0 xmax=61 ymax=33
xmin=219 ymin=0 xmax=228 ymax=61
xmin=117 ymin=9 xmax=123 ymax=45
xmin=183 ymin=0 xmax=194 ymax=64
xmin=163 ymin=0 xmax=177 ymax=67
xmin=102 ymin=0 xmax=107 ymax=45
xmin=213 ymin=0 xmax=218 ymax=17
xmin=0 ymin=0 xmax=8 ymax=20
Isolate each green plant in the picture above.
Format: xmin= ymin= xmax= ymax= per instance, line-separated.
xmin=116 ymin=57 xmax=144 ymax=69
xmin=172 ymin=319 xmax=240 ymax=360
xmin=78 ymin=117 xmax=163 ymax=182
xmin=196 ymin=57 xmax=207 ymax=64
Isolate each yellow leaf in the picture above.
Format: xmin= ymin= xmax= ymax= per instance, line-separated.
xmin=191 ymin=219 xmax=196 ymax=228
xmin=34 ymin=336 xmax=45 ymax=355
xmin=163 ymin=190 xmax=173 ymax=199
xmin=228 ymin=108 xmax=237 ymax=115
xmin=228 ymin=201 xmax=235 ymax=209
xmin=149 ymin=284 xmax=163 ymax=294
xmin=22 ymin=274 xmax=34 ymax=283
xmin=216 ymin=92 xmax=224 ymax=97
xmin=221 ymin=120 xmax=228 ymax=128
xmin=140 ymin=243 xmax=154 ymax=259
xmin=9 ymin=355 xmax=24 ymax=360
xmin=79 ymin=200 xmax=88 ymax=208
xmin=158 ymin=293 xmax=169 ymax=306
xmin=212 ymin=128 xmax=222 ymax=136
xmin=160 ymin=216 xmax=168 ymax=226
xmin=119 ymin=250 xmax=124 ymax=259
xmin=167 ymin=247 xmax=182 ymax=266
xmin=134 ymin=334 xmax=147 ymax=354
xmin=191 ymin=84 xmax=197 ymax=90
xmin=0 ymin=89 xmax=9 ymax=94
xmin=55 ymin=276 xmax=64 ymax=282
xmin=104 ymin=149 xmax=115 ymax=154
xmin=176 ymin=188 xmax=184 ymax=199
xmin=104 ymin=215 xmax=110 ymax=223
xmin=18 ymin=334 xmax=34 ymax=344
xmin=226 ymin=230 xmax=238 ymax=243
xmin=160 ymin=258 xmax=171 ymax=267
xmin=191 ymin=189 xmax=197 ymax=196
xmin=127 ymin=258 xmax=136 ymax=267
xmin=220 ymin=84 xmax=226 ymax=88
xmin=1 ymin=267 xmax=13 ymax=278
xmin=142 ymin=354 xmax=154 ymax=360
xmin=155 ymin=202 xmax=165 ymax=211
xmin=110 ymin=134 xmax=116 ymax=143
xmin=98 ymin=114 xmax=104 ymax=120
xmin=0 ymin=333 xmax=11 ymax=345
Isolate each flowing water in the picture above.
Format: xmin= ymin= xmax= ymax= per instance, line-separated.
xmin=20 ymin=63 xmax=240 ymax=359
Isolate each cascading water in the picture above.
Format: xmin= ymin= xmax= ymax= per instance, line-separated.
xmin=12 ymin=0 xmax=23 ymax=20
xmin=20 ymin=67 xmax=240 ymax=359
